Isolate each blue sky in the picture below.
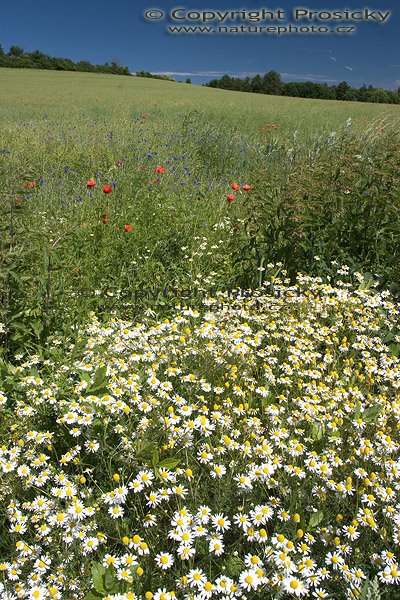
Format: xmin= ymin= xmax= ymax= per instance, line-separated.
xmin=0 ymin=0 xmax=399 ymax=89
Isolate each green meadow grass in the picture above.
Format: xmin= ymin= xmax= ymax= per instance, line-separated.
xmin=0 ymin=68 xmax=399 ymax=356
xmin=1 ymin=68 xmax=399 ymax=136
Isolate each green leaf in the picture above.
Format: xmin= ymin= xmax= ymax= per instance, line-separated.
xmin=70 ymin=338 xmax=87 ymax=359
xmin=363 ymin=405 xmax=382 ymax=423
xmin=84 ymin=591 xmax=103 ymax=600
xmin=309 ymin=509 xmax=324 ymax=529
xmin=1 ymin=362 xmax=17 ymax=375
xmin=225 ymin=554 xmax=245 ymax=578
xmin=91 ymin=562 xmax=107 ymax=595
xmin=311 ymin=423 xmax=325 ymax=441
xmin=158 ymin=458 xmax=180 ymax=470
xmin=77 ymin=370 xmax=92 ymax=384
xmin=31 ymin=320 xmax=43 ymax=339
xmin=355 ymin=400 xmax=361 ymax=420
xmin=86 ymin=366 xmax=108 ymax=394
xmin=384 ymin=332 xmax=395 ymax=343
xmin=91 ymin=365 xmax=107 ymax=389
xmin=104 ymin=567 xmax=115 ymax=592
xmin=152 ymin=447 xmax=159 ymax=467
xmin=8 ymin=271 xmax=25 ymax=285
xmin=333 ymin=165 xmax=341 ymax=181
xmin=261 ymin=395 xmax=274 ymax=409
xmin=135 ymin=440 xmax=157 ymax=463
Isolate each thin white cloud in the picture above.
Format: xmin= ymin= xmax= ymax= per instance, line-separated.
xmin=281 ymin=72 xmax=340 ymax=83
xmin=148 ymin=70 xmax=236 ymax=77
xmin=148 ymin=70 xmax=340 ymax=83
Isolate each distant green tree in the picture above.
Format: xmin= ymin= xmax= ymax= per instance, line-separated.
xmin=261 ymin=71 xmax=283 ymax=95
xmin=76 ymin=60 xmax=95 ymax=72
xmin=219 ymin=75 xmax=234 ymax=90
xmin=335 ymin=81 xmax=351 ymax=100
xmin=29 ymin=50 xmax=53 ymax=69
xmin=357 ymin=85 xmax=369 ymax=102
xmin=251 ymin=74 xmax=263 ymax=93
xmin=367 ymin=89 xmax=390 ymax=104
xmin=136 ymin=70 xmax=175 ymax=81
xmin=386 ymin=90 xmax=400 ymax=104
xmin=319 ymin=83 xmax=336 ymax=99
xmin=53 ymin=57 xmax=76 ymax=71
xmin=282 ymin=82 xmax=302 ymax=97
xmin=8 ymin=45 xmax=24 ymax=57
xmin=206 ymin=79 xmax=219 ymax=88
xmin=186 ymin=78 xmax=192 ymax=84
xmin=242 ymin=76 xmax=252 ymax=92
xmin=343 ymin=89 xmax=359 ymax=101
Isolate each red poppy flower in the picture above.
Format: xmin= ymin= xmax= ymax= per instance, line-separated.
xmin=231 ymin=183 xmax=239 ymax=191
xmin=141 ymin=115 xmax=148 ymax=120
xmin=101 ymin=214 xmax=108 ymax=224
xmin=15 ymin=197 xmax=22 ymax=204
xmin=227 ymin=194 xmax=235 ymax=202
xmin=242 ymin=184 xmax=251 ymax=191
xmin=124 ymin=224 xmax=133 ymax=232
xmin=155 ymin=166 xmax=165 ymax=174
xmin=28 ymin=181 xmax=38 ymax=188
xmin=87 ymin=179 xmax=96 ymax=188
xmin=117 ymin=160 xmax=124 ymax=167
xmin=103 ymin=185 xmax=112 ymax=194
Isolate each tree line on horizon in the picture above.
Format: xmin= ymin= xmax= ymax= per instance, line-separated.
xmin=135 ymin=71 xmax=176 ymax=81
xmin=135 ymin=71 xmax=194 ymax=84
xmin=0 ymin=44 xmax=130 ymax=76
xmin=205 ymin=70 xmax=400 ymax=104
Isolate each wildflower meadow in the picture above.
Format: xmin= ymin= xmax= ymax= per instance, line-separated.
xmin=1 ymin=69 xmax=400 ymax=600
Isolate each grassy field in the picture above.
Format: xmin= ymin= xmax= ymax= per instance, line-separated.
xmin=1 ymin=68 xmax=400 ymax=600
xmin=1 ymin=68 xmax=399 ymax=133
xmin=1 ymin=68 xmax=399 ymax=353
